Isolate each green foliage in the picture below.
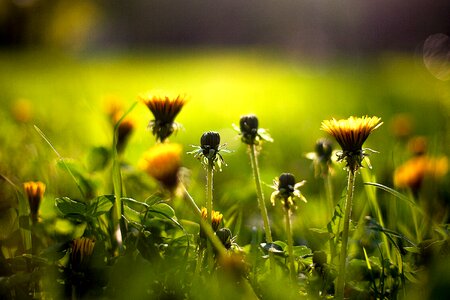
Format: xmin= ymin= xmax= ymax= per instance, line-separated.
xmin=0 ymin=49 xmax=448 ymax=299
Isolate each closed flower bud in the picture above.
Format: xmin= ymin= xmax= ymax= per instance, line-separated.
xmin=315 ymin=138 xmax=333 ymax=163
xmin=201 ymin=131 xmax=221 ymax=156
xmin=278 ymin=173 xmax=296 ymax=197
xmin=239 ymin=114 xmax=259 ymax=144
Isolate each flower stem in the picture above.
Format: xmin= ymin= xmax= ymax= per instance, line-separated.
xmin=206 ymin=163 xmax=214 ymax=267
xmin=181 ymin=183 xmax=227 ymax=257
xmin=206 ymin=163 xmax=214 ymax=226
xmin=284 ymin=207 xmax=295 ymax=280
xmin=335 ymin=169 xmax=356 ymax=299
xmin=249 ymin=144 xmax=275 ymax=272
xmin=324 ymin=173 xmax=334 ymax=220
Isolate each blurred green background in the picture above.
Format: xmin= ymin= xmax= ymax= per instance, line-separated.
xmin=1 ymin=1 xmax=449 ymax=298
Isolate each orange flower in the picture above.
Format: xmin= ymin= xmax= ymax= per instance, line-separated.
xmin=140 ymin=143 xmax=183 ymax=190
xmin=23 ymin=181 xmax=46 ymax=224
xmin=394 ymin=156 xmax=448 ymax=192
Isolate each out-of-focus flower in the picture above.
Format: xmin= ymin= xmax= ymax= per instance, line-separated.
xmin=23 ymin=181 xmax=46 ymax=224
xmin=271 ymin=173 xmax=307 ymax=210
xmin=407 ymin=136 xmax=427 ymax=156
xmin=140 ymin=143 xmax=183 ymax=190
xmin=233 ymin=114 xmax=273 ymax=146
xmin=70 ymin=237 xmax=95 ymax=272
xmin=321 ymin=116 xmax=383 ymax=171
xmin=189 ymin=131 xmax=229 ymax=171
xmin=104 ymin=97 xmax=135 ymax=153
xmin=140 ymin=92 xmax=187 ymax=142
xmin=394 ymin=155 xmax=448 ymax=193
xmin=390 ymin=113 xmax=414 ymax=140
xmin=306 ymin=138 xmax=334 ymax=177
xmin=11 ymin=99 xmax=33 ymax=123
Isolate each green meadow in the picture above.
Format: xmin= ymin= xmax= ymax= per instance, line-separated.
xmin=0 ymin=49 xmax=449 ymax=299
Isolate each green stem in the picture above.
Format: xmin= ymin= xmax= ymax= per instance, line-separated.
xmin=335 ymin=169 xmax=356 ymax=299
xmin=249 ymin=144 xmax=275 ymax=272
xmin=206 ymin=163 xmax=214 ymax=225
xmin=324 ymin=173 xmax=334 ymax=220
xmin=181 ymin=182 xmax=227 ymax=257
xmin=285 ymin=207 xmax=295 ymax=280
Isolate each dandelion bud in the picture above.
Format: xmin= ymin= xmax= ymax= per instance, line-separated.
xmin=278 ymin=173 xmax=296 ymax=196
xmin=23 ymin=181 xmax=46 ymax=224
xmin=201 ymin=207 xmax=223 ymax=232
xmin=70 ymin=237 xmax=95 ymax=272
xmin=216 ymin=228 xmax=233 ymax=250
xmin=200 ymin=131 xmax=221 ymax=156
xmin=315 ymin=138 xmax=333 ymax=162
xmin=239 ymin=114 xmax=259 ymax=144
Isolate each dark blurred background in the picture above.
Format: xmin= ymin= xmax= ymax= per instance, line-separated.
xmin=2 ymin=0 xmax=449 ymax=57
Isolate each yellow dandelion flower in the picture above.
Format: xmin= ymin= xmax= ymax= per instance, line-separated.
xmin=321 ymin=116 xmax=383 ymax=171
xmin=201 ymin=207 xmax=223 ymax=232
xmin=139 ymin=92 xmax=187 ymax=142
xmin=23 ymin=181 xmax=46 ymax=224
xmin=140 ymin=143 xmax=182 ymax=190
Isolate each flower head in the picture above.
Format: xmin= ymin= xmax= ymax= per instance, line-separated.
xmin=201 ymin=207 xmax=223 ymax=232
xmin=270 ymin=173 xmax=307 ymax=210
xmin=140 ymin=92 xmax=187 ymax=142
xmin=306 ymin=138 xmax=334 ymax=177
xmin=23 ymin=181 xmax=46 ymax=224
xmin=189 ymin=131 xmax=229 ymax=171
xmin=140 ymin=143 xmax=183 ymax=190
xmin=70 ymin=237 xmax=95 ymax=272
xmin=394 ymin=155 xmax=448 ymax=194
xmin=234 ymin=114 xmax=273 ymax=145
xmin=321 ymin=116 xmax=383 ymax=171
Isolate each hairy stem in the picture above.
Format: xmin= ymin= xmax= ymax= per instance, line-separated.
xmin=285 ymin=207 xmax=295 ymax=280
xmin=335 ymin=169 xmax=356 ymax=299
xmin=249 ymin=144 xmax=275 ymax=272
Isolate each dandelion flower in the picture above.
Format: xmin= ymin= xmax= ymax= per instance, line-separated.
xmin=201 ymin=207 xmax=223 ymax=232
xmin=270 ymin=173 xmax=307 ymax=210
xmin=321 ymin=116 xmax=383 ymax=171
xmin=140 ymin=143 xmax=183 ymax=190
xmin=23 ymin=181 xmax=46 ymax=224
xmin=70 ymin=237 xmax=95 ymax=272
xmin=394 ymin=155 xmax=448 ymax=193
xmin=140 ymin=92 xmax=186 ymax=142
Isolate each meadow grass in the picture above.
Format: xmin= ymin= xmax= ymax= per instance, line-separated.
xmin=0 ymin=48 xmax=448 ymax=299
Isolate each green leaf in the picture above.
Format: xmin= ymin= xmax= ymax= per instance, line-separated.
xmin=403 ymin=246 xmax=421 ymax=254
xmin=292 ymin=245 xmax=312 ymax=258
xmin=55 ymin=197 xmax=86 ymax=216
xmin=363 ymin=182 xmax=416 ymax=206
xmin=123 ymin=205 xmax=142 ymax=224
xmin=149 ymin=203 xmax=175 ymax=219
xmin=260 ymin=242 xmax=285 ymax=256
xmin=87 ymin=195 xmax=114 ymax=217
xmin=86 ymin=146 xmax=111 ymax=172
